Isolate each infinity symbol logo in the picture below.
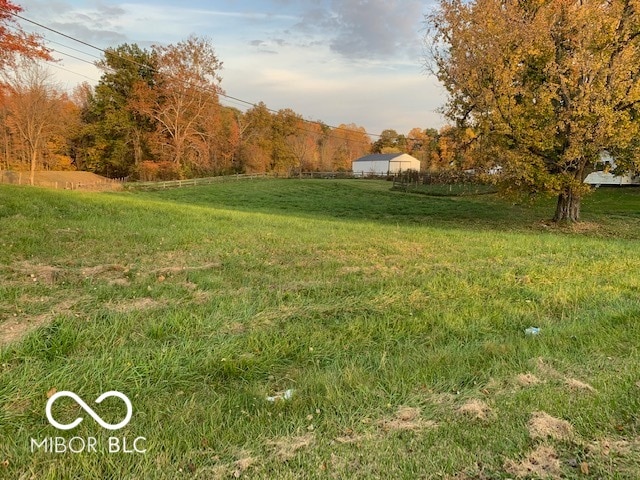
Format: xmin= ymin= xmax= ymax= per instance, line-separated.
xmin=45 ymin=391 xmax=133 ymax=431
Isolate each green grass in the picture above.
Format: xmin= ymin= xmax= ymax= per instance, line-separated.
xmin=1 ymin=179 xmax=639 ymax=479
xmin=391 ymin=182 xmax=498 ymax=197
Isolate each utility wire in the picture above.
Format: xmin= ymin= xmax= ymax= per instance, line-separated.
xmin=3 ymin=6 xmax=385 ymax=141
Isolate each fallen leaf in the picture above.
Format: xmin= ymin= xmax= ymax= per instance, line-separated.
xmin=46 ymin=388 xmax=57 ymax=399
xmin=580 ymin=461 xmax=589 ymax=475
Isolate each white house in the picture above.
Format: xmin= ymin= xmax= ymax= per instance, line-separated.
xmin=583 ymin=151 xmax=640 ymax=186
xmin=351 ymin=153 xmax=421 ymax=176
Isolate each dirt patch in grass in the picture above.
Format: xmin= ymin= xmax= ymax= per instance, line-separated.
xmin=515 ymin=373 xmax=543 ymax=387
xmin=269 ymin=433 xmax=314 ymax=461
xmin=588 ymin=436 xmax=640 ymax=457
xmin=378 ymin=406 xmax=437 ymax=432
xmin=7 ymin=261 xmax=133 ymax=287
xmin=425 ymin=391 xmax=458 ymax=405
xmin=232 ymin=452 xmax=256 ymax=478
xmin=334 ymin=429 xmax=375 ymax=445
xmin=80 ymin=264 xmax=131 ymax=286
xmin=528 ymin=411 xmax=575 ymax=442
xmin=107 ymin=297 xmax=166 ymax=314
xmin=504 ymin=444 xmax=562 ymax=479
xmin=457 ymin=399 xmax=493 ymax=420
xmin=585 ymin=437 xmax=640 ymax=477
xmin=10 ymin=261 xmax=64 ymax=284
xmin=0 ymin=314 xmax=49 ymax=346
xmin=538 ymin=220 xmax=603 ymax=236
xmin=0 ymin=299 xmax=77 ymax=347
xmin=565 ymin=378 xmax=596 ymax=393
xmin=535 ymin=357 xmax=563 ymax=377
xmin=535 ymin=357 xmax=596 ymax=393
xmin=150 ymin=262 xmax=222 ymax=276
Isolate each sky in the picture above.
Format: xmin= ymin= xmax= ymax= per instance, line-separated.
xmin=17 ymin=0 xmax=447 ymax=137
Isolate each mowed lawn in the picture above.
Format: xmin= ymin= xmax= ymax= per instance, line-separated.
xmin=1 ymin=179 xmax=639 ymax=479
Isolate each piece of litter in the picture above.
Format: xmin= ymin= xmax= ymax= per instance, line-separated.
xmin=266 ymin=388 xmax=294 ymax=402
xmin=525 ymin=327 xmax=540 ymax=336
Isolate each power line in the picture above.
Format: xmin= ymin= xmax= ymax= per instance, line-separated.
xmin=48 ymin=62 xmax=99 ymax=83
xmin=2 ymin=6 xmax=383 ymax=141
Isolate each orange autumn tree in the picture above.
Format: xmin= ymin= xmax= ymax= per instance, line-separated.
xmin=0 ymin=0 xmax=52 ymax=70
xmin=132 ymin=35 xmax=223 ymax=176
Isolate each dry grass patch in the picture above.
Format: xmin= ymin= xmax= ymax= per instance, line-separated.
xmin=588 ymin=436 xmax=640 ymax=457
xmin=333 ymin=430 xmax=375 ymax=445
xmin=0 ymin=314 xmax=50 ymax=346
xmin=528 ymin=411 xmax=575 ymax=442
xmin=80 ymin=264 xmax=131 ymax=286
xmin=504 ymin=444 xmax=562 ymax=479
xmin=231 ymin=451 xmax=257 ymax=478
xmin=10 ymin=261 xmax=63 ymax=284
xmin=150 ymin=262 xmax=222 ymax=276
xmin=457 ymin=399 xmax=493 ymax=420
xmin=269 ymin=433 xmax=314 ymax=461
xmin=377 ymin=406 xmax=437 ymax=432
xmin=0 ymin=299 xmax=78 ymax=347
xmin=107 ymin=297 xmax=166 ymax=314
xmin=565 ymin=378 xmax=596 ymax=393
xmin=515 ymin=373 xmax=543 ymax=387
xmin=535 ymin=357 xmax=596 ymax=393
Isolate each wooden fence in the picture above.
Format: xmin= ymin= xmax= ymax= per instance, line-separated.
xmin=1 ymin=170 xmax=379 ymax=192
xmin=124 ymin=173 xmax=274 ymax=191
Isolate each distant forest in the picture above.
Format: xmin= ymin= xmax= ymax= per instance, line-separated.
xmin=1 ymin=37 xmax=475 ymax=181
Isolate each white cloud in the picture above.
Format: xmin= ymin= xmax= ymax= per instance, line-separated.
xmin=327 ymin=0 xmax=425 ymax=59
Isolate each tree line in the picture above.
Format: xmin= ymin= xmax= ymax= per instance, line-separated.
xmin=0 ymin=0 xmax=475 ymax=183
xmin=0 ymin=36 xmax=476 ymax=182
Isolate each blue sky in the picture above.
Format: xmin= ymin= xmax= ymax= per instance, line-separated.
xmin=18 ymin=0 xmax=446 ymax=136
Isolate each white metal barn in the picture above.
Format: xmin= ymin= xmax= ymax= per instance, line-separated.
xmin=351 ymin=153 xmax=421 ymax=176
xmin=583 ymin=152 xmax=640 ymax=186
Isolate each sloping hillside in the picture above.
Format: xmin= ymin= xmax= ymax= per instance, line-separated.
xmin=0 ymin=171 xmax=122 ymax=190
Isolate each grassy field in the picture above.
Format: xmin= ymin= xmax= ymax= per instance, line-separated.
xmin=0 ymin=179 xmax=639 ymax=479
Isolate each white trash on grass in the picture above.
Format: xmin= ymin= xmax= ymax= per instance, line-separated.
xmin=266 ymin=389 xmax=294 ymax=402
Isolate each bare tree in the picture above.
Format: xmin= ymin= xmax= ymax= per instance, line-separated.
xmin=2 ymin=61 xmax=62 ymax=184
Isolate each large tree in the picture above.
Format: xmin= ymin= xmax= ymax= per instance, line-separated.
xmin=2 ymin=62 xmax=63 ymax=184
xmin=134 ymin=35 xmax=223 ymax=174
xmin=428 ymin=0 xmax=640 ymax=221
xmin=80 ymin=44 xmax=157 ymax=177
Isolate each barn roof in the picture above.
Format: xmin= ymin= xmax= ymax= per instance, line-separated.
xmin=353 ymin=153 xmax=414 ymax=163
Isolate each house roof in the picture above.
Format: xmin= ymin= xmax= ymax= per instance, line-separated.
xmin=353 ymin=153 xmax=417 ymax=163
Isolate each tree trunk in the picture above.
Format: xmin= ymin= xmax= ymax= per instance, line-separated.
xmin=30 ymin=148 xmax=37 ymax=186
xmin=553 ymin=188 xmax=581 ymax=222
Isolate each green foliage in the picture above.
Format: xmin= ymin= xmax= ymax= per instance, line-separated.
xmin=77 ymin=44 xmax=157 ymax=177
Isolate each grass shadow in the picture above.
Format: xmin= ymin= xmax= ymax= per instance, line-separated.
xmin=131 ymin=179 xmax=639 ymax=237
xmin=132 ymin=179 xmax=548 ymax=230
